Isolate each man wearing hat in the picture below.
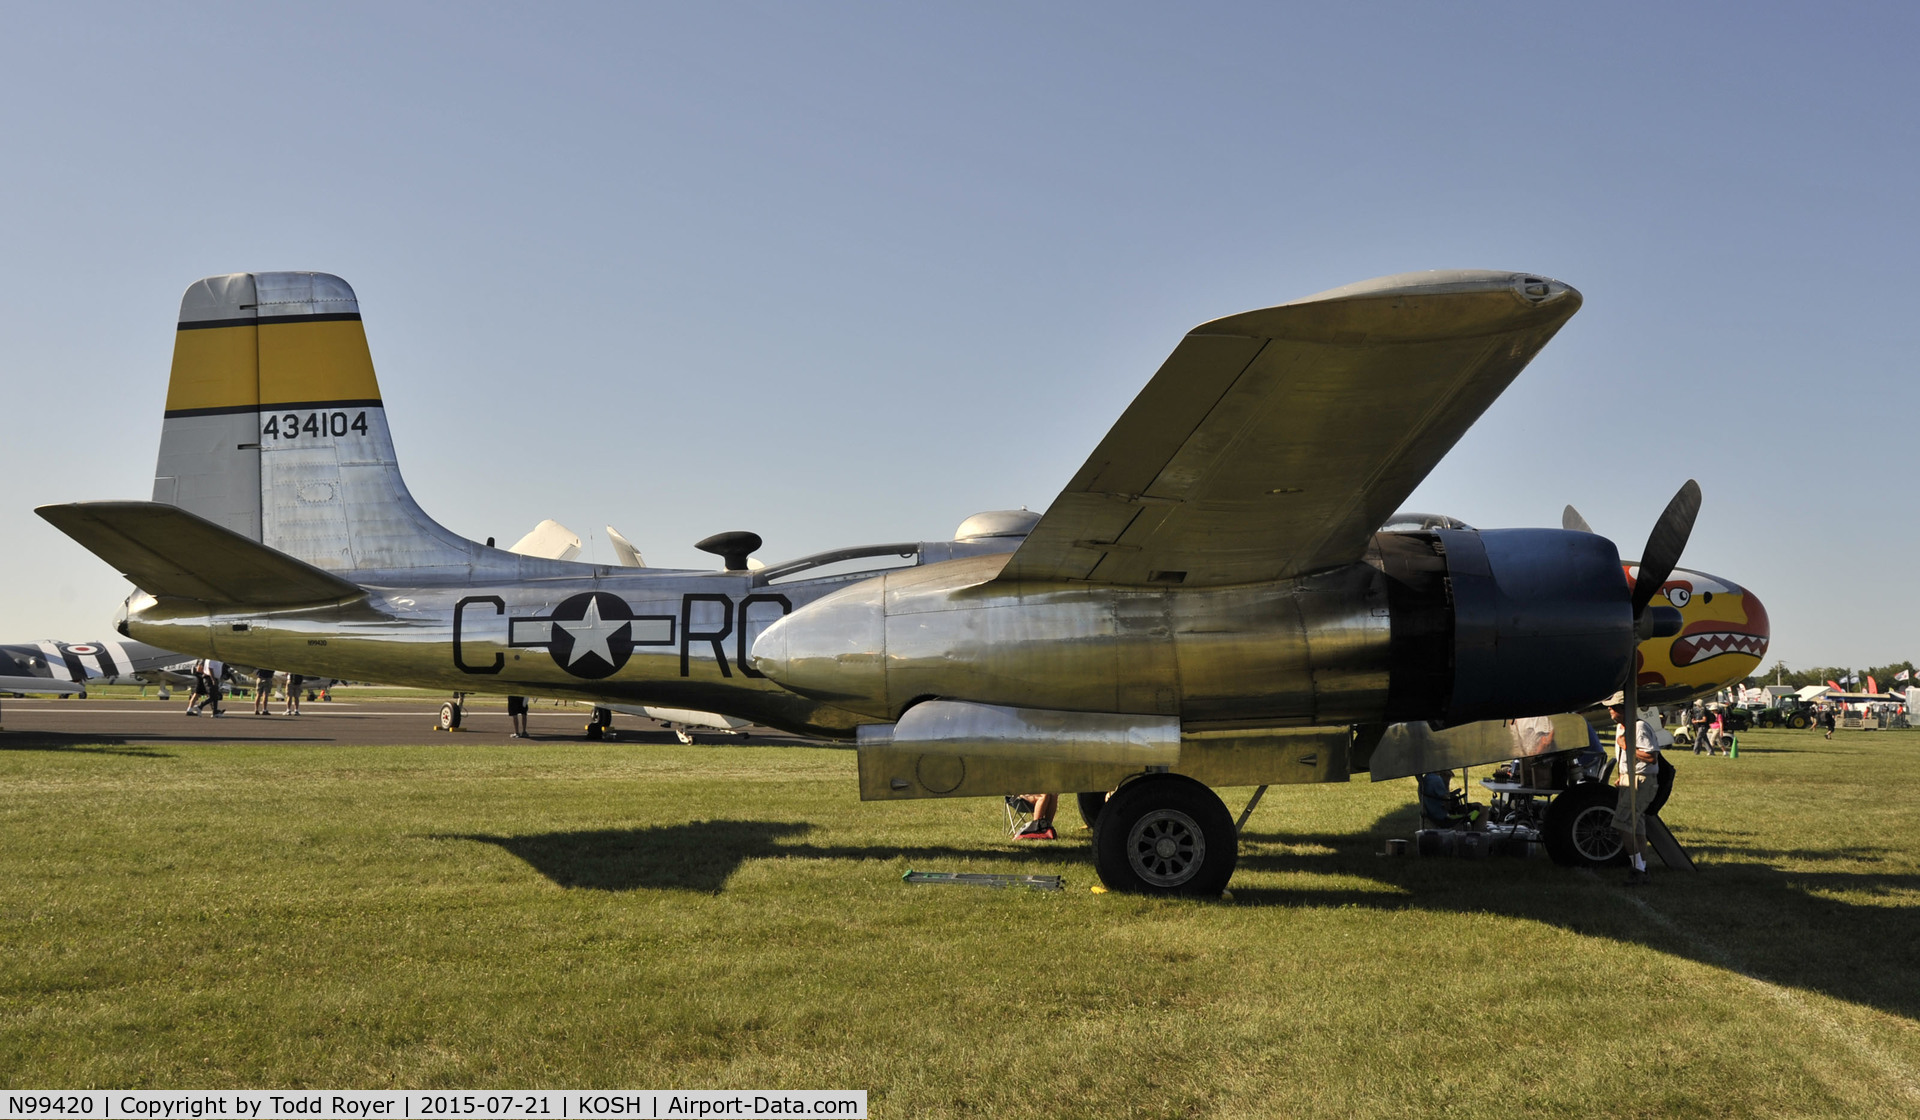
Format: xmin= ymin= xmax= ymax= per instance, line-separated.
xmin=1603 ymin=691 xmax=1660 ymax=885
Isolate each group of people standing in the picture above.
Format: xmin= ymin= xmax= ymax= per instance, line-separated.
xmin=182 ymin=658 xmax=227 ymax=716
xmin=1686 ymin=704 xmax=1730 ymax=755
xmin=184 ymin=660 xmax=305 ymax=716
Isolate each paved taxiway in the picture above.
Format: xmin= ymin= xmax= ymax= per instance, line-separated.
xmin=0 ymin=697 xmax=813 ymax=748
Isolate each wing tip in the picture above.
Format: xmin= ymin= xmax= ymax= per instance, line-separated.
xmin=1194 ymin=270 xmax=1581 ymax=341
xmin=1292 ymin=270 xmax=1577 ymax=307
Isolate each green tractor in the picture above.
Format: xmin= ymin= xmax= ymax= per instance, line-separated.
xmin=1756 ymin=697 xmax=1815 ymax=730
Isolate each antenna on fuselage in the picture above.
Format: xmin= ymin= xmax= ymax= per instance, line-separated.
xmin=696 ymin=531 xmax=763 ymax=572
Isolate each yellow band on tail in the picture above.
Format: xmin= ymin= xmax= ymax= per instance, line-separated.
xmin=165 ymin=317 xmax=381 ymax=416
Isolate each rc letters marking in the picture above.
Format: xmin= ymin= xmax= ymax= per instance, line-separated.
xmin=456 ymin=592 xmax=792 ymax=679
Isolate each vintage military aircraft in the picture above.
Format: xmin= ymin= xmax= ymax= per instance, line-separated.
xmin=39 ymin=269 xmax=1766 ymax=896
xmin=0 ymin=636 xmax=195 ymax=729
xmin=0 ymin=637 xmax=196 ymax=697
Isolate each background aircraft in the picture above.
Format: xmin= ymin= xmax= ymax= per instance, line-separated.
xmin=40 ymin=269 xmax=1762 ymax=896
xmin=0 ymin=636 xmax=194 ymax=729
xmin=0 ymin=637 xmax=195 ymax=697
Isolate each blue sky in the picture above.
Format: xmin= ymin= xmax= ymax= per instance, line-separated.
xmin=2 ymin=3 xmax=1913 ymax=671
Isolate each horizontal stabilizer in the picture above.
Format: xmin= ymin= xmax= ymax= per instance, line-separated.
xmin=36 ymin=501 xmax=365 ymax=608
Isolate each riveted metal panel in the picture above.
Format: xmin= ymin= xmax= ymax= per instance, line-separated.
xmin=856 ymin=701 xmax=1180 ymax=800
xmin=1175 ymin=726 xmax=1353 ymax=787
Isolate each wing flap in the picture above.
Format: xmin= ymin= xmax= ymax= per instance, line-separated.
xmin=36 ymin=501 xmax=365 ymax=607
xmin=998 ymin=271 xmax=1582 ymax=587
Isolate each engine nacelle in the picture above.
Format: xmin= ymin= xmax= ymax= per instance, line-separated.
xmin=1376 ymin=528 xmax=1634 ymax=724
xmin=751 ymin=529 xmax=1635 ymax=728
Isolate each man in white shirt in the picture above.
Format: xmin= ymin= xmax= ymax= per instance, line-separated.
xmin=1603 ymin=692 xmax=1659 ymax=885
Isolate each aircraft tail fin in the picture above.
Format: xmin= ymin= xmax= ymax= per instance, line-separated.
xmin=36 ymin=501 xmax=365 ymax=607
xmin=507 ymin=520 xmax=583 ymax=561
xmin=607 ymin=525 xmax=646 ymax=567
xmin=153 ymin=272 xmax=513 ymax=578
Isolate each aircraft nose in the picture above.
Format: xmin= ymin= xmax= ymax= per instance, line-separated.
xmin=751 ymin=620 xmax=788 ymax=675
xmin=1741 ymin=585 xmax=1771 ymax=648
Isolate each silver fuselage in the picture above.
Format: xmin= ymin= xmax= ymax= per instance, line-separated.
xmin=119 ymin=545 xmax=1398 ymax=739
xmin=122 ymin=527 xmax=1633 ymax=741
xmin=121 ymin=564 xmax=886 ymax=737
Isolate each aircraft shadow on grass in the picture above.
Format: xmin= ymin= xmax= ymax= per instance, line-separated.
xmin=1229 ymin=805 xmax=1920 ymax=1024
xmin=0 ymin=731 xmax=175 ymax=758
xmin=460 ymin=807 xmax=1920 ymax=1024
xmin=450 ymin=819 xmax=1088 ymax=894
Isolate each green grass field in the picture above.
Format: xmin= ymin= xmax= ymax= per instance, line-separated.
xmin=2 ymin=727 xmax=1916 ymax=1118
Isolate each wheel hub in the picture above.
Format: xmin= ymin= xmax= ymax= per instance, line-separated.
xmin=1127 ymin=808 xmax=1205 ymax=887
xmin=1571 ymin=804 xmax=1622 ymax=862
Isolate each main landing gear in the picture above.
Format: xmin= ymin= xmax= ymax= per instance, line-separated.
xmin=1089 ymin=773 xmax=1238 ymax=897
xmin=1076 ymin=791 xmax=1109 ymax=830
xmin=1540 ymin=783 xmax=1627 ymax=868
xmin=438 ymin=694 xmax=466 ymax=731
xmin=584 ymin=707 xmax=614 ymax=740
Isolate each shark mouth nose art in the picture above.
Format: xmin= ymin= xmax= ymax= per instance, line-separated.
xmin=1670 ymin=629 xmax=1768 ymax=666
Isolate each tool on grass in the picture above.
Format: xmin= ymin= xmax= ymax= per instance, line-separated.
xmin=903 ymin=869 xmax=1064 ymax=891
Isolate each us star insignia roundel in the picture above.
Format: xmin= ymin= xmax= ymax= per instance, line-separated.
xmin=506 ymin=592 xmax=676 ymax=680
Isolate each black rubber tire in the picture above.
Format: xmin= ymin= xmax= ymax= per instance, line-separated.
xmin=1788 ymin=713 xmax=1811 ymax=730
xmin=1542 ymin=782 xmax=1627 ymax=868
xmin=1091 ymin=774 xmax=1237 ymax=897
xmin=438 ymin=701 xmax=462 ymax=731
xmin=1076 ymin=791 xmax=1109 ymax=830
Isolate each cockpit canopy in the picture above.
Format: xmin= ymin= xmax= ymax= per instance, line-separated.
xmin=754 ymin=510 xmax=1042 ymax=588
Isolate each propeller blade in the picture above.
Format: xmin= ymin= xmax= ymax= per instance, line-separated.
xmin=1562 ymin=505 xmax=1593 ymax=534
xmin=1631 ymin=479 xmax=1701 ymax=617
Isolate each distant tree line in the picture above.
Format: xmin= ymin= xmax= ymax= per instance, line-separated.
xmin=1747 ymin=660 xmax=1915 ymax=690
